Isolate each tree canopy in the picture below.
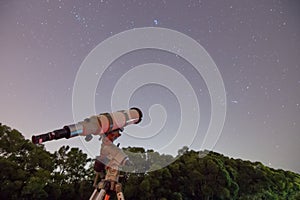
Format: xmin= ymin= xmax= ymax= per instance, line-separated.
xmin=1 ymin=123 xmax=300 ymax=199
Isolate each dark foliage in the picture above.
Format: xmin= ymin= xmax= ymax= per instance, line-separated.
xmin=1 ymin=123 xmax=299 ymax=199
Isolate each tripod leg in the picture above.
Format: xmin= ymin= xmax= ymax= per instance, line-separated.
xmin=89 ymin=189 xmax=98 ymax=200
xmin=90 ymin=179 xmax=109 ymax=200
xmin=115 ymin=183 xmax=125 ymax=200
xmin=98 ymin=189 xmax=107 ymax=200
xmin=116 ymin=192 xmax=125 ymax=200
xmin=93 ymin=173 xmax=99 ymax=188
xmin=104 ymin=194 xmax=110 ymax=200
xmin=89 ymin=188 xmax=106 ymax=200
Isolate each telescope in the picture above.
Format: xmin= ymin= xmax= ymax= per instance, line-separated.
xmin=32 ymin=107 xmax=142 ymax=144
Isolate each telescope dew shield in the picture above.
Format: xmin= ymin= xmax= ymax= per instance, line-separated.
xmin=31 ymin=108 xmax=142 ymax=144
xmin=79 ymin=107 xmax=142 ymax=136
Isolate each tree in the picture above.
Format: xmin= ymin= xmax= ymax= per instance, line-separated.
xmin=0 ymin=124 xmax=94 ymax=199
xmin=53 ymin=146 xmax=93 ymax=199
xmin=0 ymin=124 xmax=53 ymax=199
xmin=1 ymin=123 xmax=300 ymax=199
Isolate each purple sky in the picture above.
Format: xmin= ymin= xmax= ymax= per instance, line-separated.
xmin=0 ymin=0 xmax=299 ymax=173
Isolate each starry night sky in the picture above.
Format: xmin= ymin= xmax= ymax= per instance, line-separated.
xmin=0 ymin=0 xmax=299 ymax=173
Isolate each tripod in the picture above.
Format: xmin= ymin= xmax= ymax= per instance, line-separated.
xmin=89 ymin=130 xmax=128 ymax=200
xmin=89 ymin=161 xmax=125 ymax=200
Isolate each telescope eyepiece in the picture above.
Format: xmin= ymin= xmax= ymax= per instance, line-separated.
xmin=32 ymin=127 xmax=70 ymax=144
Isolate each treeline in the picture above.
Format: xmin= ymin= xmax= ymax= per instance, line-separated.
xmin=124 ymin=147 xmax=300 ymax=200
xmin=1 ymin=123 xmax=300 ymax=199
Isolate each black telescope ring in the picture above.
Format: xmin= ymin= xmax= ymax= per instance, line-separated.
xmin=130 ymin=107 xmax=143 ymax=124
